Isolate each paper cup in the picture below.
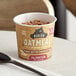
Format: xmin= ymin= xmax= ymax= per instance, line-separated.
xmin=13 ymin=12 xmax=57 ymax=61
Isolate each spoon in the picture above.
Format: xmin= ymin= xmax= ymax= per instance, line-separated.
xmin=0 ymin=52 xmax=46 ymax=76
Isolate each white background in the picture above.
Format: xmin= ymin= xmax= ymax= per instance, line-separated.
xmin=67 ymin=10 xmax=76 ymax=42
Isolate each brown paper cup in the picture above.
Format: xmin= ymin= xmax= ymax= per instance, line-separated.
xmin=13 ymin=12 xmax=57 ymax=61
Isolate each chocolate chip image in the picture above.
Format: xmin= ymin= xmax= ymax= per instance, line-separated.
xmin=30 ymin=27 xmax=47 ymax=39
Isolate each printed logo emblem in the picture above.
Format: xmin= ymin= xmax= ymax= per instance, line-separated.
xmin=30 ymin=27 xmax=47 ymax=39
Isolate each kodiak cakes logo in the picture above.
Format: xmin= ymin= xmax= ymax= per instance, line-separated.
xmin=30 ymin=27 xmax=47 ymax=39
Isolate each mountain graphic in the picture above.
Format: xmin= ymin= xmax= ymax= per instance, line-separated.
xmin=30 ymin=27 xmax=47 ymax=39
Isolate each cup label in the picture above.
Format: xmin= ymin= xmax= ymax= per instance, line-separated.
xmin=16 ymin=24 xmax=54 ymax=61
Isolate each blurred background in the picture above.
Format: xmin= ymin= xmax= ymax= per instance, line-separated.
xmin=0 ymin=0 xmax=76 ymax=41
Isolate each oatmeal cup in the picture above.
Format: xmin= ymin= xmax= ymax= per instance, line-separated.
xmin=13 ymin=12 xmax=57 ymax=61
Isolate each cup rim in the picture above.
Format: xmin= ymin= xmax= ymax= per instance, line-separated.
xmin=13 ymin=12 xmax=57 ymax=27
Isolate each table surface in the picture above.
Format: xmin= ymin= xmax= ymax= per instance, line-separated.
xmin=0 ymin=31 xmax=76 ymax=76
